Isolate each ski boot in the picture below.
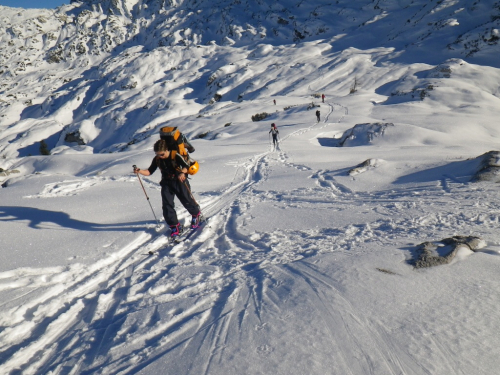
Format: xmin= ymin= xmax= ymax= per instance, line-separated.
xmin=169 ymin=223 xmax=184 ymax=239
xmin=191 ymin=212 xmax=203 ymax=229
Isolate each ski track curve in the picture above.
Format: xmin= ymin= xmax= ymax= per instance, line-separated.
xmin=2 ymin=103 xmax=500 ymax=373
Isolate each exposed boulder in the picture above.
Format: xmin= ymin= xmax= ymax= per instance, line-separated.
xmin=471 ymin=151 xmax=500 ymax=182
xmin=64 ymin=131 xmax=86 ymax=145
xmin=348 ymin=158 xmax=384 ymax=176
xmin=414 ymin=236 xmax=486 ymax=268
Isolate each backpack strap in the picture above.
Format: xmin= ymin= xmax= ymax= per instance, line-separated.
xmin=170 ymin=150 xmax=190 ymax=172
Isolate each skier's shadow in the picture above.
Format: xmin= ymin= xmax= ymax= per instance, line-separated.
xmin=0 ymin=206 xmax=151 ymax=232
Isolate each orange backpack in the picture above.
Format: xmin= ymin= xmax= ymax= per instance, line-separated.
xmin=159 ymin=126 xmax=198 ymax=175
xmin=159 ymin=126 xmax=195 ymax=156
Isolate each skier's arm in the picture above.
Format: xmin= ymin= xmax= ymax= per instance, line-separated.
xmin=134 ymin=157 xmax=157 ymax=176
xmin=135 ymin=169 xmax=151 ymax=176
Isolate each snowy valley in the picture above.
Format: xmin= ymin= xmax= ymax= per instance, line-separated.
xmin=1 ymin=0 xmax=500 ymax=374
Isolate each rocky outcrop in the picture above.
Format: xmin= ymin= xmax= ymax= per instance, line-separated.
xmin=414 ymin=236 xmax=486 ymax=268
xmin=348 ymin=159 xmax=383 ymax=176
xmin=2 ymin=0 xmax=499 ymax=72
xmin=338 ymin=123 xmax=394 ymax=147
xmin=0 ymin=168 xmax=20 ymax=177
xmin=471 ymin=151 xmax=500 ymax=183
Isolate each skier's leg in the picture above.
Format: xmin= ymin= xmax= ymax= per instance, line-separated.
xmin=161 ymin=184 xmax=179 ymax=226
xmin=175 ymin=179 xmax=200 ymax=217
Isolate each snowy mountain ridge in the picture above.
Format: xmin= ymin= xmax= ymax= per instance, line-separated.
xmin=2 ymin=0 xmax=500 ymax=67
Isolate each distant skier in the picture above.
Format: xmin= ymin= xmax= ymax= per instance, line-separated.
xmin=269 ymin=123 xmax=279 ymax=148
xmin=316 ymin=109 xmax=320 ymax=122
xmin=133 ymin=139 xmax=203 ymax=239
xmin=321 ymin=94 xmax=325 ymax=103
xmin=273 ymin=99 xmax=276 ymax=105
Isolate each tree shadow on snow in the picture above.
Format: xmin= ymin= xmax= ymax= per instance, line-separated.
xmin=0 ymin=206 xmax=152 ymax=232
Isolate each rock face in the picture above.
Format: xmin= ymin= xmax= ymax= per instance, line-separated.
xmin=64 ymin=131 xmax=86 ymax=145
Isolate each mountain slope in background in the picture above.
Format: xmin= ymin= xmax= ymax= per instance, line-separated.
xmin=1 ymin=0 xmax=500 ymax=161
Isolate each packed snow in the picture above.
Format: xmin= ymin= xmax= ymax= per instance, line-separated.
xmin=1 ymin=1 xmax=500 ymax=374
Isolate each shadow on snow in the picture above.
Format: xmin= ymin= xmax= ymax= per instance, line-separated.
xmin=0 ymin=206 xmax=151 ymax=232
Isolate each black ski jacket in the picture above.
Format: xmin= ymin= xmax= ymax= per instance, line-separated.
xmin=147 ymin=155 xmax=189 ymax=185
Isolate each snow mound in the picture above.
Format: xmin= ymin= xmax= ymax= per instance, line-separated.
xmin=248 ymin=44 xmax=274 ymax=58
xmin=211 ymin=132 xmax=232 ymax=140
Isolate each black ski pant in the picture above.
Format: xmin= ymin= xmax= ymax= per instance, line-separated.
xmin=272 ymin=135 xmax=278 ymax=145
xmin=161 ymin=178 xmax=199 ymax=227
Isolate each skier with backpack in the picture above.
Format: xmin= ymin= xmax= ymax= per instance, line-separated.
xmin=133 ymin=127 xmax=202 ymax=239
xmin=269 ymin=123 xmax=279 ymax=148
xmin=316 ymin=109 xmax=320 ymax=122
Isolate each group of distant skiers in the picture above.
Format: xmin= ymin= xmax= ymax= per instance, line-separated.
xmin=135 ymin=94 xmax=327 ymax=239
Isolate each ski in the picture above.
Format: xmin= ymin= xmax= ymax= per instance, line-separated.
xmin=148 ymin=217 xmax=209 ymax=255
xmin=176 ymin=217 xmax=209 ymax=243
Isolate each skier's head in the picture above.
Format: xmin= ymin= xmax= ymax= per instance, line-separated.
xmin=154 ymin=139 xmax=170 ymax=158
xmin=271 ymin=123 xmax=276 ymax=128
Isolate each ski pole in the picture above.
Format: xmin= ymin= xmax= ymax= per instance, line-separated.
xmin=133 ymin=165 xmax=161 ymax=227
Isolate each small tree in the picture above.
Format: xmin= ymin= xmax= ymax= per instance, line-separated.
xmin=251 ymin=112 xmax=269 ymax=122
xmin=350 ymin=77 xmax=359 ymax=94
xmin=39 ymin=140 xmax=50 ymax=155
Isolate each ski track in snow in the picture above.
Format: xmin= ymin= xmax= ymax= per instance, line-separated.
xmin=1 ymin=104 xmax=500 ymax=373
xmin=22 ymin=176 xmax=137 ymax=198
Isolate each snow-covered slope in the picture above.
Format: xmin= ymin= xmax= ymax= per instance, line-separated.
xmin=1 ymin=1 xmax=500 ymax=374
xmin=1 ymin=0 xmax=500 ymax=160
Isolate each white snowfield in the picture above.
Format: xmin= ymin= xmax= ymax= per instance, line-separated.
xmin=1 ymin=1 xmax=500 ymax=374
